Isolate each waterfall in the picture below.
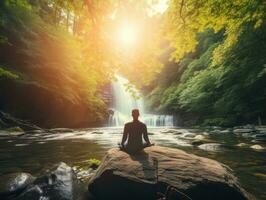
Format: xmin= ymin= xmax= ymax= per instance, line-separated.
xmin=109 ymin=75 xmax=174 ymax=127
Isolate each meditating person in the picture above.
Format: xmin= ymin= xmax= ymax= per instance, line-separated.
xmin=119 ymin=109 xmax=154 ymax=154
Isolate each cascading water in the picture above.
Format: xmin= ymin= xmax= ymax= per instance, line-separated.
xmin=109 ymin=75 xmax=174 ymax=127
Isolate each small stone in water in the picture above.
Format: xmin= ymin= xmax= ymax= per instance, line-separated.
xmin=233 ymin=129 xmax=254 ymax=134
xmin=198 ymin=143 xmax=223 ymax=152
xmin=236 ymin=143 xmax=248 ymax=147
xmin=202 ymin=132 xmax=209 ymax=136
xmin=15 ymin=144 xmax=28 ymax=147
xmin=194 ymin=135 xmax=204 ymax=140
xmin=250 ymin=144 xmax=265 ymax=150
xmin=220 ymin=130 xmax=231 ymax=134
xmin=183 ymin=132 xmax=196 ymax=138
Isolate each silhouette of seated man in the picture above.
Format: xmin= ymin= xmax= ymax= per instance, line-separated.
xmin=119 ymin=109 xmax=154 ymax=154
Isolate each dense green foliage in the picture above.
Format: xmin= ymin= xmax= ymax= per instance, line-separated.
xmin=0 ymin=0 xmax=113 ymax=127
xmin=145 ymin=0 xmax=266 ymax=126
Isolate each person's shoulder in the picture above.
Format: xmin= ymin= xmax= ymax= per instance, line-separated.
xmin=125 ymin=122 xmax=133 ymax=126
xmin=138 ymin=121 xmax=147 ymax=127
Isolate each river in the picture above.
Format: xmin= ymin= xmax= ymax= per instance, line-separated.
xmin=0 ymin=127 xmax=265 ymax=199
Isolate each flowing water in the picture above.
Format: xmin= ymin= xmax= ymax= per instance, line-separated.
xmin=109 ymin=75 xmax=174 ymax=127
xmin=1 ymin=77 xmax=266 ymax=199
xmin=0 ymin=127 xmax=266 ymax=199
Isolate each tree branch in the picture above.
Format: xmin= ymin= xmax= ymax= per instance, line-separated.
xmin=180 ymin=0 xmax=186 ymax=25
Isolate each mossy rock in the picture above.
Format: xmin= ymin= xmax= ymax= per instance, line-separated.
xmin=6 ymin=127 xmax=24 ymax=132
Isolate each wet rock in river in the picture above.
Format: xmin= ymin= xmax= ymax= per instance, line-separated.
xmin=241 ymin=132 xmax=254 ymax=138
xmin=236 ymin=143 xmax=249 ymax=147
xmin=233 ymin=129 xmax=255 ymax=134
xmin=202 ymin=132 xmax=209 ymax=136
xmin=182 ymin=132 xmax=196 ymax=138
xmin=160 ymin=129 xmax=183 ymax=134
xmin=88 ymin=146 xmax=252 ymax=200
xmin=190 ymin=134 xmax=209 ymax=146
xmin=194 ymin=134 xmax=205 ymax=140
xmin=198 ymin=143 xmax=225 ymax=152
xmin=250 ymin=144 xmax=265 ymax=150
xmin=234 ymin=125 xmax=255 ymax=129
xmin=185 ymin=128 xmax=201 ymax=133
xmin=191 ymin=139 xmax=204 ymax=146
xmin=15 ymin=143 xmax=29 ymax=147
xmin=0 ymin=131 xmax=25 ymax=137
xmin=252 ymin=134 xmax=266 ymax=142
xmin=219 ymin=129 xmax=231 ymax=134
xmin=209 ymin=126 xmax=222 ymax=130
xmin=209 ymin=129 xmax=224 ymax=134
xmin=0 ymin=173 xmax=35 ymax=198
xmin=14 ymin=162 xmax=84 ymax=200
xmin=255 ymin=126 xmax=266 ymax=134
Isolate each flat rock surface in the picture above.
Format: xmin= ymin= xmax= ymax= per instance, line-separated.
xmin=88 ymin=146 xmax=253 ymax=200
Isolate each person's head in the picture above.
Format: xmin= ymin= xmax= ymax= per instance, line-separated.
xmin=132 ymin=109 xmax=140 ymax=121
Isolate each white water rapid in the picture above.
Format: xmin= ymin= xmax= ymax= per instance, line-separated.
xmin=108 ymin=75 xmax=174 ymax=127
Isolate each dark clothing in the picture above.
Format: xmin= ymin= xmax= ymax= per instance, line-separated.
xmin=121 ymin=120 xmax=151 ymax=154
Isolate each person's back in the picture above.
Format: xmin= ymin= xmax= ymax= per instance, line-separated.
xmin=120 ymin=109 xmax=153 ymax=154
xmin=123 ymin=121 xmax=147 ymax=153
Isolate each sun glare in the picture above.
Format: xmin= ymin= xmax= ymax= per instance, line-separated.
xmin=117 ymin=22 xmax=139 ymax=46
xmin=148 ymin=0 xmax=169 ymax=16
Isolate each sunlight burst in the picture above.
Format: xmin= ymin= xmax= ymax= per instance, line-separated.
xmin=117 ymin=22 xmax=139 ymax=46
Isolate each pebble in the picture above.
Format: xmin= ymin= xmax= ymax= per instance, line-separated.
xmin=250 ymin=144 xmax=264 ymax=150
xmin=236 ymin=143 xmax=248 ymax=147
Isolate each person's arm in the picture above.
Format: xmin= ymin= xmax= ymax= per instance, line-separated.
xmin=121 ymin=124 xmax=128 ymax=145
xmin=143 ymin=124 xmax=151 ymax=144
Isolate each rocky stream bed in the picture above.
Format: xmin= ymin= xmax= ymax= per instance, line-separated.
xmin=0 ymin=125 xmax=266 ymax=199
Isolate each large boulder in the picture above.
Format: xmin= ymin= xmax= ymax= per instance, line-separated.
xmin=14 ymin=162 xmax=84 ymax=200
xmin=88 ymin=146 xmax=253 ymax=200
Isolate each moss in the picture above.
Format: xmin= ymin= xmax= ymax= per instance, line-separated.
xmin=5 ymin=126 xmax=24 ymax=132
xmin=0 ymin=67 xmax=19 ymax=80
xmin=88 ymin=158 xmax=101 ymax=170
xmin=254 ymin=173 xmax=266 ymax=179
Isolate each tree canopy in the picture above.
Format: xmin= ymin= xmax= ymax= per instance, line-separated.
xmin=0 ymin=0 xmax=266 ymax=126
xmin=145 ymin=0 xmax=266 ymax=126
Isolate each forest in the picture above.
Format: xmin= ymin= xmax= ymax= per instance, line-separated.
xmin=0 ymin=0 xmax=266 ymax=127
xmin=1 ymin=1 xmax=266 ymax=200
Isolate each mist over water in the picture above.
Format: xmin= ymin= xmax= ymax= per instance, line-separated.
xmin=108 ymin=75 xmax=174 ymax=127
